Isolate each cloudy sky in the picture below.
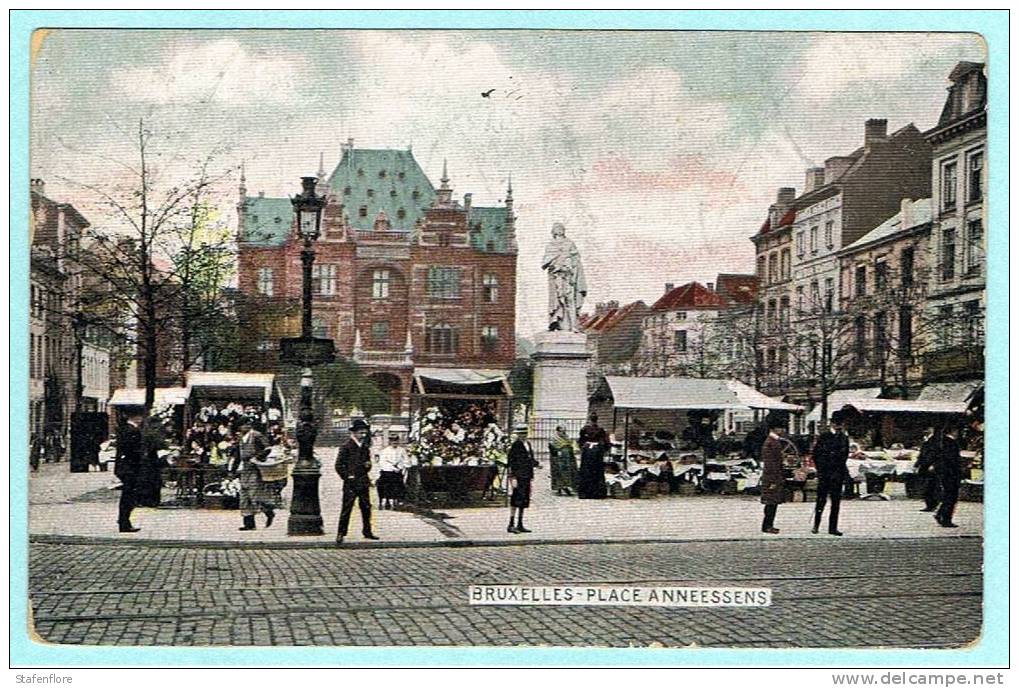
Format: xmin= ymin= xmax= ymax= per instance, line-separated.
xmin=30 ymin=29 xmax=985 ymax=335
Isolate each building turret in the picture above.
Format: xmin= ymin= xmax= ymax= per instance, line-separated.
xmin=434 ymin=158 xmax=454 ymax=208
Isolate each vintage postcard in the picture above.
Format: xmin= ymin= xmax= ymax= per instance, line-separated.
xmin=12 ymin=11 xmax=1006 ymax=668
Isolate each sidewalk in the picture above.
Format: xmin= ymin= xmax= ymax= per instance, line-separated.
xmin=27 ymin=458 xmax=983 ymax=548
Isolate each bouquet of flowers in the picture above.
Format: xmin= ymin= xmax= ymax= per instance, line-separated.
xmin=481 ymin=423 xmax=508 ymax=465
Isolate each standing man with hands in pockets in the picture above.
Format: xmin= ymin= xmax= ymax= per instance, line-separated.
xmin=335 ymin=418 xmax=379 ymax=543
xmin=812 ymin=408 xmax=851 ymax=536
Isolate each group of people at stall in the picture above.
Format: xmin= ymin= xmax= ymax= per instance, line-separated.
xmin=755 ymin=406 xmax=970 ymax=537
xmin=111 ymin=402 xmax=294 ymax=534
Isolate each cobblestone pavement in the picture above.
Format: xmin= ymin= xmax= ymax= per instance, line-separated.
xmin=28 ymin=537 xmax=981 ymax=648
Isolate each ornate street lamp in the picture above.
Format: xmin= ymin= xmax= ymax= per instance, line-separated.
xmin=282 ymin=176 xmax=334 ymax=536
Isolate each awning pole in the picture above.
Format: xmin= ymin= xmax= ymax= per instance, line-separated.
xmin=623 ymin=410 xmax=630 ymax=471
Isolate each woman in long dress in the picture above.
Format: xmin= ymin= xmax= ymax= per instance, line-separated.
xmin=548 ymin=426 xmax=578 ymax=496
xmin=576 ymin=414 xmax=609 ymax=499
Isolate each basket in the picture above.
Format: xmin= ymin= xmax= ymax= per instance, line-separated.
xmin=609 ymin=483 xmax=632 ymax=499
xmin=641 ymin=482 xmax=659 ymax=498
xmin=256 ymin=460 xmax=292 ymax=482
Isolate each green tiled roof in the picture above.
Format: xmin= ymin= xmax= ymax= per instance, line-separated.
xmin=468 ymin=206 xmax=512 ymax=253
xmin=239 ymin=196 xmax=294 ymax=247
xmin=328 ymin=148 xmax=436 ymax=232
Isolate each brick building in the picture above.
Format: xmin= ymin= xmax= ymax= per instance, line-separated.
xmin=750 ymin=189 xmax=796 ymax=394
xmin=236 ymin=145 xmax=517 ymax=414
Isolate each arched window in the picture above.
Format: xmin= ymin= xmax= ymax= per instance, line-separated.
xmin=426 ymin=322 xmax=457 ymax=354
xmin=483 ymin=274 xmax=499 ymax=303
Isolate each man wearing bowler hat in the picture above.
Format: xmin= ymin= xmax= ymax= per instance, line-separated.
xmin=335 ymin=418 xmax=379 ymax=543
xmin=811 ymin=409 xmax=850 ymax=536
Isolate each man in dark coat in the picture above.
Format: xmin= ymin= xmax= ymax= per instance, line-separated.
xmin=335 ymin=418 xmax=378 ymax=543
xmin=760 ymin=412 xmax=789 ymax=534
xmin=913 ymin=427 xmax=941 ymax=512
xmin=576 ymin=413 xmax=610 ymax=499
xmin=507 ymin=423 xmax=540 ymax=533
xmin=935 ymin=426 xmax=963 ymax=528
xmin=812 ymin=410 xmax=850 ymax=536
xmin=114 ymin=410 xmax=145 ymax=533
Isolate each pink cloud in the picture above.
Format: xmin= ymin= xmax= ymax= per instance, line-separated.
xmin=544 ymin=153 xmax=746 ymax=203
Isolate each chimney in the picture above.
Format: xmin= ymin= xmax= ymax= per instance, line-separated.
xmin=30 ymin=178 xmax=45 ymax=196
xmin=664 ymin=282 xmax=674 ymax=295
xmin=707 ymin=282 xmax=715 ymax=292
xmin=804 ymin=167 xmax=825 ymax=193
xmin=824 ymin=156 xmax=855 ymax=185
xmin=463 ymin=193 xmax=472 ymax=214
xmin=608 ymin=300 xmax=619 ymax=311
xmin=258 ymin=191 xmax=265 ymax=198
xmin=776 ymin=187 xmax=795 ymax=205
xmin=865 ymin=118 xmax=888 ymax=147
xmin=900 ymin=197 xmax=913 ymax=230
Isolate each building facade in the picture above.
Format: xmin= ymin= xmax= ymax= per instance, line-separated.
xmin=751 ymin=188 xmax=796 ymax=394
xmin=236 ymin=145 xmax=517 ymax=414
xmin=922 ymin=62 xmax=986 ymax=384
xmin=30 ymin=180 xmax=113 ymax=442
xmin=838 ymin=197 xmax=933 ymax=397
xmin=631 ymin=277 xmax=756 ymax=379
xmin=581 ymin=300 xmax=651 ymax=377
xmin=781 ymin=118 xmax=933 ymax=404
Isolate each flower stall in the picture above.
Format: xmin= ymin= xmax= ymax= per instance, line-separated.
xmin=405 ymin=368 xmax=514 ymax=505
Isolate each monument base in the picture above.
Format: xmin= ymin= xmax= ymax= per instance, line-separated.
xmin=530 ymin=330 xmax=591 ymax=429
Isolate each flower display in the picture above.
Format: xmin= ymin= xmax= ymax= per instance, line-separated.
xmin=409 ymin=403 xmax=505 ymax=466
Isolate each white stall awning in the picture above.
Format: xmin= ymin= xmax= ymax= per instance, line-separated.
xmin=604 ymin=376 xmax=801 ymax=412
xmin=186 ymin=372 xmax=277 ymax=403
xmin=413 ymin=368 xmax=512 ymax=397
xmin=108 ymin=387 xmax=189 ymax=407
xmin=807 ymin=387 xmax=967 ymax=422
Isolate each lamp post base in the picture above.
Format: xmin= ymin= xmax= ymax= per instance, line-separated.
xmin=287 ymin=466 xmax=325 ymax=536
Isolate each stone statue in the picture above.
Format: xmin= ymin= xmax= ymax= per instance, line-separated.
xmin=541 ymin=222 xmax=587 ymax=332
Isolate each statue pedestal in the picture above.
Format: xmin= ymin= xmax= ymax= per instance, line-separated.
xmin=530 ymin=331 xmax=590 ymax=432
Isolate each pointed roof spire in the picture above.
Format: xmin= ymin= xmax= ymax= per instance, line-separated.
xmin=317 ymin=151 xmax=325 ymax=180
xmin=506 ymin=172 xmax=513 ymax=198
xmin=238 ymin=161 xmax=247 ymax=204
xmin=440 ymin=158 xmax=449 ymax=189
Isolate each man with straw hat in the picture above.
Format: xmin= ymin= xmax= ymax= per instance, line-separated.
xmin=507 ymin=422 xmax=540 ymax=534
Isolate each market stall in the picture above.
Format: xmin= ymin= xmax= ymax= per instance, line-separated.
xmin=804 ymin=385 xmax=983 ymax=501
xmin=406 ymin=368 xmax=513 ymax=505
xmin=178 ymin=372 xmax=291 ymax=507
xmin=600 ymin=376 xmax=803 ymax=498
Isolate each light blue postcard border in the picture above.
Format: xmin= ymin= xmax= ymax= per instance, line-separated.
xmin=9 ymin=9 xmax=1008 ymax=667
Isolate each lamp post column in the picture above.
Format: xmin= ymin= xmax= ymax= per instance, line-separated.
xmin=286 ymin=182 xmax=328 ymax=536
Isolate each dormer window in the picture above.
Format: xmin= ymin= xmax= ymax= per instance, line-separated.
xmin=251 ymin=215 xmax=259 ymax=223
xmin=398 ymin=171 xmax=406 ymax=180
xmin=378 ymin=170 xmax=386 ymax=179
xmin=412 ymin=189 xmax=420 ymax=200
xmin=344 ymin=186 xmax=351 ymax=195
xmin=390 ymin=189 xmax=397 ymax=198
xmin=274 ymin=217 xmax=281 ymax=224
xmin=397 ymin=208 xmax=406 ymax=220
xmin=357 ymin=168 xmax=364 ymax=177
xmin=359 ymin=206 xmax=368 ymax=218
xmin=367 ymin=189 xmax=374 ymax=198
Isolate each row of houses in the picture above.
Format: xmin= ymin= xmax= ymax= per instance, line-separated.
xmin=582 ymin=61 xmax=986 ymax=423
xmin=29 ymin=180 xmax=117 ymax=443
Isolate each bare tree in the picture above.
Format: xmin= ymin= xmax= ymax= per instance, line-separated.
xmin=56 ymin=118 xmax=235 ymax=413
